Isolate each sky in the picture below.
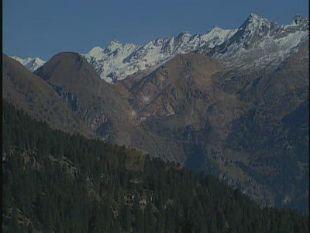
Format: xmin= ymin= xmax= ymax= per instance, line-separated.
xmin=3 ymin=0 xmax=309 ymax=60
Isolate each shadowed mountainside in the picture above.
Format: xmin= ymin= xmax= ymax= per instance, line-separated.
xmin=2 ymin=54 xmax=93 ymax=137
xmin=5 ymin=39 xmax=309 ymax=212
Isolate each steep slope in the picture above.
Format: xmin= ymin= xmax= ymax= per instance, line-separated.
xmin=115 ymin=53 xmax=230 ymax=163
xmin=2 ymin=54 xmax=92 ymax=137
xmin=118 ymin=51 xmax=251 ymax=185
xmin=123 ymin=53 xmax=225 ymax=119
xmin=208 ymin=14 xmax=309 ymax=71
xmin=119 ymin=40 xmax=309 ymax=212
xmin=33 ymin=52 xmax=188 ymax=161
xmin=221 ymin=40 xmax=309 ymax=210
xmin=3 ymin=101 xmax=309 ymax=233
xmin=34 ymin=52 xmax=135 ymax=144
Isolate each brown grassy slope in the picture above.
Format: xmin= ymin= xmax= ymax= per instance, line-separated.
xmin=2 ymin=54 xmax=93 ymax=137
xmin=118 ymin=47 xmax=309 ymax=211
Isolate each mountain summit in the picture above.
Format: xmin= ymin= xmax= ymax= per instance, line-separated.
xmin=11 ymin=56 xmax=46 ymax=71
xmin=83 ymin=27 xmax=236 ymax=83
xmin=209 ymin=13 xmax=308 ymax=70
xmin=11 ymin=14 xmax=308 ymax=83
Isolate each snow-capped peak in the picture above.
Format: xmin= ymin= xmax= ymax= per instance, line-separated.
xmin=209 ymin=26 xmax=225 ymax=33
xmin=176 ymin=32 xmax=192 ymax=42
xmin=83 ymin=26 xmax=237 ymax=83
xmin=202 ymin=27 xmax=236 ymax=40
xmin=283 ymin=15 xmax=309 ymax=31
xmin=293 ymin=15 xmax=308 ymax=25
xmin=212 ymin=14 xmax=308 ymax=71
xmin=12 ymin=14 xmax=308 ymax=83
xmin=106 ymin=40 xmax=124 ymax=51
xmin=11 ymin=56 xmax=46 ymax=72
xmin=290 ymin=15 xmax=309 ymax=30
xmin=88 ymin=46 xmax=105 ymax=59
xmin=241 ymin=13 xmax=273 ymax=33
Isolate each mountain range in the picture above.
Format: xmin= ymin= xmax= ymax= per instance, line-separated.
xmin=5 ymin=13 xmax=309 ymax=213
xmin=11 ymin=56 xmax=45 ymax=72
xmin=12 ymin=14 xmax=308 ymax=82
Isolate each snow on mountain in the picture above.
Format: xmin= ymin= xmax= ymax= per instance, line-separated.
xmin=83 ymin=41 xmax=139 ymax=83
xmin=11 ymin=56 xmax=46 ymax=72
xmin=11 ymin=14 xmax=308 ymax=82
xmin=199 ymin=27 xmax=237 ymax=48
xmin=209 ymin=14 xmax=309 ymax=70
xmin=83 ymin=28 xmax=237 ymax=83
xmin=84 ymin=14 xmax=308 ymax=83
xmin=286 ymin=15 xmax=309 ymax=30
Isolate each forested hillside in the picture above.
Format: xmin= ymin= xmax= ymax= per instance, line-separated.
xmin=2 ymin=101 xmax=309 ymax=233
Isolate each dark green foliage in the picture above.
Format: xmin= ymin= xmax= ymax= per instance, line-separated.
xmin=3 ymin=101 xmax=309 ymax=233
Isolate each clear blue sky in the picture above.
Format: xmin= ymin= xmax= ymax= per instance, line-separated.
xmin=3 ymin=0 xmax=308 ymax=60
